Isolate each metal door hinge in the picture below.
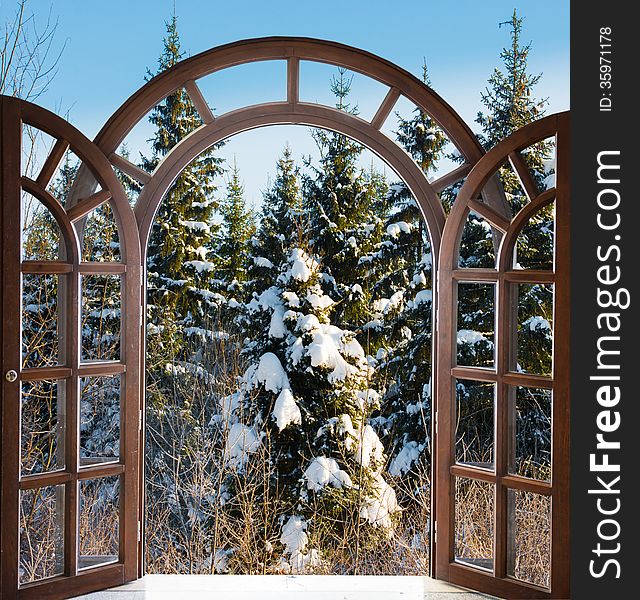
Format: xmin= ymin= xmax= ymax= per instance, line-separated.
xmin=138 ymin=520 xmax=142 ymax=542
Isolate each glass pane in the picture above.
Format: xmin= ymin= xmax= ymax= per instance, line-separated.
xmin=456 ymin=282 xmax=495 ymax=368
xmin=22 ymin=273 xmax=60 ymax=368
xmin=507 ymin=489 xmax=551 ymax=588
xmin=81 ymin=274 xmax=121 ymax=361
xmin=455 ymin=379 xmax=494 ymax=469
xmin=19 ymin=485 xmax=65 ymax=584
xmin=457 ymin=210 xmax=496 ymax=268
xmin=21 ymin=192 xmax=62 ymax=260
xmin=21 ymin=380 xmax=65 ymax=476
xmin=78 ymin=476 xmax=120 ymax=569
xmin=509 ymin=387 xmax=551 ymax=481
xmin=455 ymin=477 xmax=494 ymax=571
xmin=80 ymin=376 xmax=120 ymax=466
xmin=81 ymin=204 xmax=121 ymax=262
xmin=514 ymin=283 xmax=553 ymax=376
xmin=514 ymin=203 xmax=555 ymax=270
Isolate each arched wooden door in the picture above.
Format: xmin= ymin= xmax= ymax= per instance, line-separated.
xmin=0 ymin=97 xmax=142 ymax=600
xmin=435 ymin=113 xmax=570 ymax=599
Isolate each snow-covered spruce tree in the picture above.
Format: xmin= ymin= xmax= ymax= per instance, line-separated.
xmin=140 ymin=15 xmax=231 ymax=573
xmin=217 ymin=160 xmax=399 ymax=573
xmin=213 ymin=160 xmax=255 ymax=302
xmin=142 ymin=14 xmax=226 ymax=387
xmin=456 ymin=11 xmax=553 ymax=469
xmin=303 ymin=69 xmax=389 ymax=332
xmin=361 ymin=63 xmax=448 ymax=485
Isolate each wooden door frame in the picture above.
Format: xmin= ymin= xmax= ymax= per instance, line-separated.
xmin=435 ymin=112 xmax=570 ymax=599
xmin=0 ymin=96 xmax=142 ymax=600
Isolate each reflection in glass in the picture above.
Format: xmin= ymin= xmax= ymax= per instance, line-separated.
xmin=457 ymin=210 xmax=496 ymax=269
xmin=507 ymin=489 xmax=551 ymax=588
xmin=509 ymin=387 xmax=551 ymax=481
xmin=456 ymin=282 xmax=495 ymax=368
xmin=456 ymin=379 xmax=494 ymax=469
xmin=19 ymin=485 xmax=65 ymax=584
xmin=514 ymin=203 xmax=554 ymax=270
xmin=81 ymin=204 xmax=121 ymax=262
xmin=455 ymin=477 xmax=494 ymax=571
xmin=22 ymin=274 xmax=60 ymax=369
xmin=21 ymin=192 xmax=62 ymax=261
xmin=78 ymin=476 xmax=120 ymax=569
xmin=79 ymin=376 xmax=120 ymax=466
xmin=81 ymin=274 xmax=121 ymax=361
xmin=21 ymin=379 xmax=65 ymax=476
xmin=514 ymin=283 xmax=553 ymax=376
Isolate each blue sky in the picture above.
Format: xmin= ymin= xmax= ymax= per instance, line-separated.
xmin=7 ymin=0 xmax=570 ymax=206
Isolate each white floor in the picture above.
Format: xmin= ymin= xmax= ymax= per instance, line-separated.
xmin=72 ymin=575 xmax=496 ymax=600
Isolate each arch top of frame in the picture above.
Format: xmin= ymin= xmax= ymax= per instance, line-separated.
xmin=94 ymin=36 xmax=484 ymax=164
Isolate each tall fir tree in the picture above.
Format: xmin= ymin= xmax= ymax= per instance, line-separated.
xmin=215 ymin=160 xmax=255 ymax=300
xmin=303 ymin=69 xmax=388 ymax=332
xmin=364 ymin=64 xmax=448 ymax=484
xmin=456 ymin=11 xmax=554 ymax=473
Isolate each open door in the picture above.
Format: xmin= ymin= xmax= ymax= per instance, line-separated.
xmin=1 ymin=97 xmax=142 ymax=600
xmin=435 ymin=113 xmax=570 ymax=599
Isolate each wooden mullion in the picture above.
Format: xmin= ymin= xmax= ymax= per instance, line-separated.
xmin=19 ymin=471 xmax=72 ymax=490
xmin=451 ymin=366 xmax=499 ymax=383
xmin=77 ymin=362 xmax=126 ymax=377
xmin=501 ymin=474 xmax=552 ymax=496
xmin=78 ymin=262 xmax=126 ymax=275
xmin=63 ymin=265 xmax=80 ymax=576
xmin=451 ymin=268 xmax=498 ymax=282
xmin=21 ymin=261 xmax=73 ymax=274
xmin=35 ymin=138 xmax=70 ymax=191
xmin=370 ymin=86 xmax=400 ymax=130
xmin=21 ymin=366 xmax=73 ymax=381
xmin=76 ymin=463 xmax=125 ymax=481
xmin=450 ymin=463 xmax=497 ymax=483
xmin=504 ymin=270 xmax=555 ymax=284
xmin=502 ymin=371 xmax=553 ymax=389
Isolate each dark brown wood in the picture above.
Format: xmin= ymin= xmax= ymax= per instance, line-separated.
xmin=1 ymin=96 xmax=24 ymax=600
xmin=508 ymin=150 xmax=541 ymax=201
xmin=437 ymin=112 xmax=570 ymax=599
xmin=449 ymin=563 xmax=551 ymax=599
xmin=431 ymin=163 xmax=473 ymax=194
xmin=21 ymin=261 xmax=74 ymax=274
xmin=36 ymin=138 xmax=70 ymax=190
xmin=66 ymin=190 xmax=112 ymax=223
xmin=109 ymin=153 xmax=151 ymax=184
xmin=184 ymin=79 xmax=215 ymax=124
xmin=1 ymin=98 xmax=142 ymax=599
xmin=78 ymin=263 xmax=126 ymax=274
xmin=18 ymin=563 xmax=124 ymax=600
xmin=21 ymin=366 xmax=73 ymax=381
xmin=286 ymin=57 xmax=299 ymax=105
xmin=370 ymin=86 xmax=400 ymax=130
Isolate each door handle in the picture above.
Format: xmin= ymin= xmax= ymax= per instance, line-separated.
xmin=5 ymin=370 xmax=18 ymax=382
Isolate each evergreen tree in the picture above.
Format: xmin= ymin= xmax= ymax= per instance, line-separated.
xmin=303 ymin=70 xmax=389 ymax=331
xmin=214 ymin=161 xmax=255 ymax=300
xmin=456 ymin=10 xmax=553 ymax=473
xmin=364 ymin=64 xmax=447 ymax=487
xmin=143 ymin=15 xmax=225 ymax=340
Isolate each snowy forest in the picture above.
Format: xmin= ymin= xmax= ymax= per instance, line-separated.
xmin=16 ymin=7 xmax=554 ymax=587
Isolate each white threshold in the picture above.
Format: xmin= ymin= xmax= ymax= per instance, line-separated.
xmin=73 ymin=574 xmax=496 ymax=599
